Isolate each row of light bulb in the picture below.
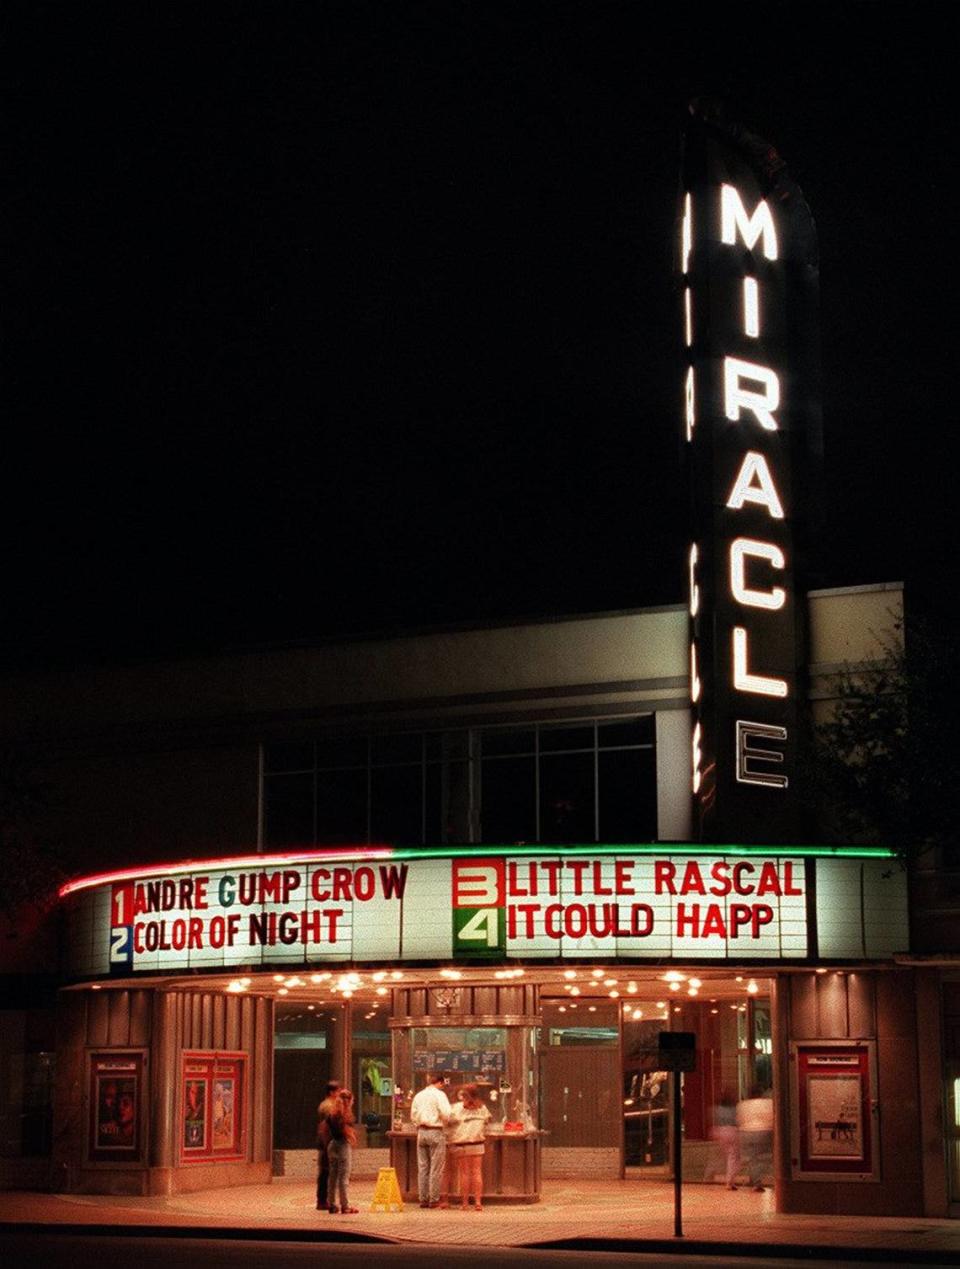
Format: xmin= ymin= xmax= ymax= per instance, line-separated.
xmin=226 ymin=968 xmax=407 ymax=996
xmin=224 ymin=964 xmax=761 ymax=998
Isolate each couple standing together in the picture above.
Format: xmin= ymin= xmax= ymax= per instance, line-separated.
xmin=316 ymin=1080 xmax=359 ymax=1214
xmin=412 ymin=1073 xmax=491 ymax=1210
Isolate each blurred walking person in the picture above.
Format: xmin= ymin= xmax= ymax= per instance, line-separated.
xmin=712 ymin=1087 xmax=740 ymax=1189
xmin=737 ymin=1086 xmax=773 ymax=1192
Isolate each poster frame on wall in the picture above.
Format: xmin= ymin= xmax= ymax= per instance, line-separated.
xmin=179 ymin=1050 xmax=246 ymax=1164
xmin=788 ymin=1039 xmax=879 ymax=1181
xmin=87 ymin=1049 xmax=146 ymax=1165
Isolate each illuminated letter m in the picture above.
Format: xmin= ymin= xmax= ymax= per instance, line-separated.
xmin=721 ymin=185 xmax=778 ymax=261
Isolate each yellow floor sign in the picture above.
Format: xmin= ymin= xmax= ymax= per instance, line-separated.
xmin=370 ymin=1166 xmax=404 ymax=1212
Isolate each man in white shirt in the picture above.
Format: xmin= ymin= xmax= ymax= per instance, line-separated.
xmin=410 ymin=1073 xmax=452 ymax=1207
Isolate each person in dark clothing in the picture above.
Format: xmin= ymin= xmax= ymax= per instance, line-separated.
xmin=326 ymin=1089 xmax=359 ymax=1214
xmin=316 ymin=1079 xmax=341 ymax=1211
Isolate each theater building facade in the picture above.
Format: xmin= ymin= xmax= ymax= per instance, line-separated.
xmin=3 ymin=580 xmax=950 ymax=1216
xmin=1 ymin=110 xmax=953 ymax=1217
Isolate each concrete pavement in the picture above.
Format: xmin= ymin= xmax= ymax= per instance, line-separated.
xmin=3 ymin=1178 xmax=960 ymax=1262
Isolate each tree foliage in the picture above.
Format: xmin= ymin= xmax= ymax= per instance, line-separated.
xmin=0 ymin=747 xmax=68 ymax=923
xmin=806 ymin=616 xmax=958 ymax=866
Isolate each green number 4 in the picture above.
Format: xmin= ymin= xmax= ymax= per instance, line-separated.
xmin=454 ymin=907 xmax=504 ymax=955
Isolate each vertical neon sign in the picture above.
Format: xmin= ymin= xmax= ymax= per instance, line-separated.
xmin=681 ymin=101 xmax=823 ymax=843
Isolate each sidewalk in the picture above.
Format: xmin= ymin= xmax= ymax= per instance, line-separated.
xmin=3 ymin=1178 xmax=960 ymax=1261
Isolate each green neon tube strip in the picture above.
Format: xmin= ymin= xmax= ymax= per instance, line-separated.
xmin=390 ymin=842 xmax=895 ymax=861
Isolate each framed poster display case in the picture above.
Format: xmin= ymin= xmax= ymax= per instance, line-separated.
xmin=179 ymin=1051 xmax=246 ymax=1163
xmin=789 ymin=1040 xmax=879 ymax=1181
xmin=88 ymin=1050 xmax=145 ymax=1165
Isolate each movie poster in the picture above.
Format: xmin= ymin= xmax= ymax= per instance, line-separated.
xmin=183 ymin=1076 xmax=207 ymax=1150
xmin=806 ymin=1073 xmax=862 ymax=1159
xmin=88 ymin=1052 xmax=143 ymax=1163
xmin=211 ymin=1077 xmax=234 ymax=1151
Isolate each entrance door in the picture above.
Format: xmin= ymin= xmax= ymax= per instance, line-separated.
xmin=621 ymin=978 xmax=774 ymax=1183
xmin=540 ymin=1045 xmax=621 ymax=1148
xmin=539 ymin=998 xmax=620 ymax=1158
xmin=623 ymin=1010 xmax=672 ymax=1172
xmin=273 ymin=1002 xmax=343 ymax=1150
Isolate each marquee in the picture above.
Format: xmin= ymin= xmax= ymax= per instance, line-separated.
xmin=59 ymin=845 xmax=908 ymax=978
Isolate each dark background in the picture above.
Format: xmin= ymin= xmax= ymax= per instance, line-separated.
xmin=2 ymin=3 xmax=952 ymax=668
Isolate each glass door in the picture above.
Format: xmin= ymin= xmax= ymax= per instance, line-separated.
xmin=623 ymin=1002 xmax=673 ymax=1172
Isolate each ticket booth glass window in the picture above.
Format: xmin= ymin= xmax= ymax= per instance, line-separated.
xmin=394 ymin=1025 xmax=537 ymax=1131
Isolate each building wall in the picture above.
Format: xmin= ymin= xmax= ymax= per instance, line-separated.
xmin=777 ymin=967 xmax=941 ymax=1216
xmin=52 ymin=987 xmax=274 ymax=1196
xmin=43 ymin=743 xmax=260 ymax=875
xmin=807 ymin=582 xmax=903 ymax=725
xmin=5 ymin=585 xmax=942 ymax=1213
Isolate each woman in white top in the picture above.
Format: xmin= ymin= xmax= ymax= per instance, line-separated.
xmin=447 ymin=1083 xmax=491 ymax=1211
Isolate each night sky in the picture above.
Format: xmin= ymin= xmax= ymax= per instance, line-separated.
xmin=3 ymin=3 xmax=952 ymax=669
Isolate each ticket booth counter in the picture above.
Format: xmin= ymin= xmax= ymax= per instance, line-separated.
xmin=388 ymin=985 xmax=542 ymax=1203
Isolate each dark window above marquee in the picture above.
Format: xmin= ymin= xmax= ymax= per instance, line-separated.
xmin=262 ymin=717 xmax=656 ymax=849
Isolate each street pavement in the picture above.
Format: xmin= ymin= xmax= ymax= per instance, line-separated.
xmin=4 ymin=1232 xmax=953 ymax=1269
xmin=3 ymin=1178 xmax=960 ymax=1262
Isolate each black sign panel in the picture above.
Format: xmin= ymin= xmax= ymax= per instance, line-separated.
xmin=680 ymin=101 xmax=823 ymax=843
xmin=658 ymin=1031 xmax=697 ymax=1073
